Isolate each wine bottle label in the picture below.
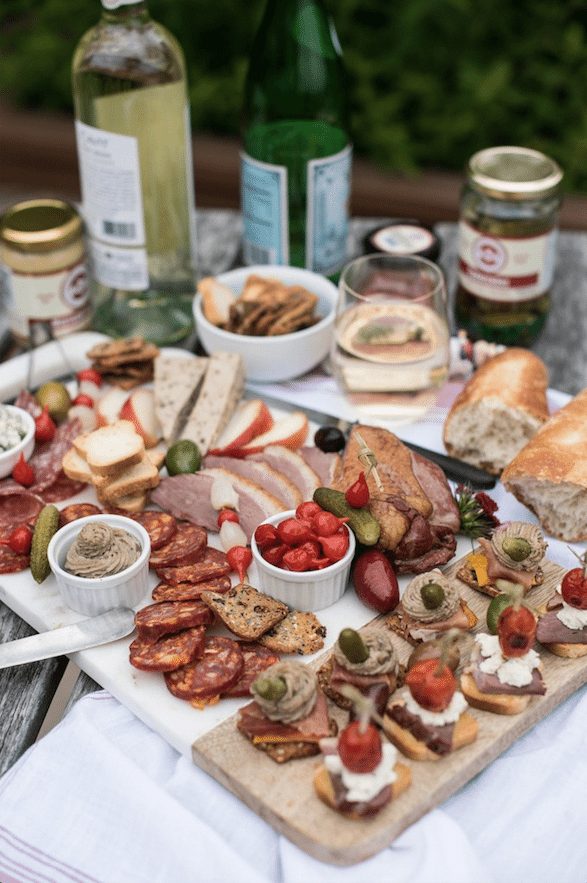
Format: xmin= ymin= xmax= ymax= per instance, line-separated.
xmin=240 ymin=153 xmax=289 ymax=264
xmin=75 ymin=121 xmax=148 ymax=291
xmin=458 ymin=220 xmax=557 ymax=302
xmin=306 ymin=144 xmax=352 ymax=275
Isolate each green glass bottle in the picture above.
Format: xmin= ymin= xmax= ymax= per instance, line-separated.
xmin=241 ymin=0 xmax=351 ymax=276
xmin=72 ymin=0 xmax=197 ymax=344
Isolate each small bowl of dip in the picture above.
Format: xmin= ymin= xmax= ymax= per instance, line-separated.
xmin=0 ymin=405 xmax=35 ymax=479
xmin=48 ymin=514 xmax=151 ymax=616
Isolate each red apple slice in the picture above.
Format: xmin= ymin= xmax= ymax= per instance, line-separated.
xmin=96 ymin=388 xmax=128 ymax=427
xmin=119 ymin=388 xmax=161 ymax=448
xmin=236 ymin=412 xmax=309 ymax=455
xmin=209 ymin=400 xmax=274 ymax=455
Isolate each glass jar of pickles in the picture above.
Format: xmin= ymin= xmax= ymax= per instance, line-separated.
xmin=455 ymin=146 xmax=563 ymax=346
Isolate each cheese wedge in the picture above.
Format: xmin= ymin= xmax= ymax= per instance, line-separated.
xmin=180 ymin=352 xmax=245 ymax=455
xmin=153 ymin=354 xmax=209 ymax=444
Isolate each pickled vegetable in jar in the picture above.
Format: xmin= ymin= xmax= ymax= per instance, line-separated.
xmin=455 ymin=146 xmax=563 ymax=346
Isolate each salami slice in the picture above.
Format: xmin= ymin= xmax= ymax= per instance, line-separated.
xmin=135 ymin=600 xmax=214 ymax=643
xmin=0 ymin=545 xmax=30 ymax=574
xmin=152 ymin=576 xmax=232 ymax=602
xmin=129 ymin=627 xmax=206 ymax=672
xmin=164 ymin=636 xmax=244 ymax=702
xmin=28 ymin=420 xmax=82 ymax=493
xmin=42 ymin=471 xmax=86 ymax=503
xmin=130 ymin=511 xmax=177 ymax=551
xmin=59 ymin=503 xmax=103 ymax=526
xmin=149 ymin=523 xmax=206 ymax=568
xmin=14 ymin=390 xmax=41 ymax=417
xmin=0 ymin=492 xmax=44 ymax=529
xmin=223 ymin=642 xmax=280 ymax=698
xmin=155 ymin=548 xmax=230 ymax=586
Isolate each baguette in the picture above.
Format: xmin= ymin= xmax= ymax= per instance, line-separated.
xmin=501 ymin=388 xmax=587 ymax=541
xmin=383 ymin=704 xmax=478 ymax=761
xmin=460 ymin=672 xmax=531 ymax=715
xmin=93 ymin=454 xmax=159 ymax=502
xmin=84 ymin=421 xmax=145 ymax=476
xmin=443 ymin=349 xmax=549 ymax=475
xmin=313 ymin=762 xmax=411 ymax=818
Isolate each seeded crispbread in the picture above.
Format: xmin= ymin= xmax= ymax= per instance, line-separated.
xmin=200 ymin=583 xmax=288 ymax=640
xmin=259 ymin=611 xmax=326 ymax=655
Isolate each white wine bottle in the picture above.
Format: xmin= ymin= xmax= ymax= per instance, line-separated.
xmin=72 ymin=0 xmax=197 ymax=344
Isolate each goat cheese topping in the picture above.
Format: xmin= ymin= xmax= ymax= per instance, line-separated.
xmin=324 ymin=743 xmax=397 ymax=803
xmin=404 ymin=689 xmax=468 ymax=726
xmin=476 ymin=633 xmax=540 ymax=687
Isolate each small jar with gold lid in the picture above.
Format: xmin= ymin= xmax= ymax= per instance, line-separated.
xmin=0 ymin=199 xmax=91 ymax=344
xmin=455 ymin=146 xmax=563 ymax=346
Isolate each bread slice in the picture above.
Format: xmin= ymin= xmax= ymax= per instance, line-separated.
xmin=259 ymin=612 xmax=326 ymax=656
xmin=501 ymin=388 xmax=587 ymax=542
xmin=110 ymin=490 xmax=148 ymax=513
xmin=538 ymin=641 xmax=587 ymax=659
xmin=460 ymin=672 xmax=531 ymax=715
xmin=84 ymin=421 xmax=144 ymax=476
xmin=383 ymin=703 xmax=478 ymax=761
xmin=252 ymin=718 xmax=338 ymax=764
xmin=198 ymin=276 xmax=236 ymax=326
xmin=456 ymin=562 xmax=544 ymax=597
xmin=62 ymin=448 xmax=92 ymax=482
xmin=93 ymin=454 xmax=159 ymax=502
xmin=313 ymin=762 xmax=411 ymax=818
xmin=443 ymin=349 xmax=549 ymax=475
xmin=153 ymin=354 xmax=208 ymax=444
xmin=200 ymin=583 xmax=288 ymax=640
xmin=181 ymin=353 xmax=245 ymax=455
xmin=147 ymin=449 xmax=165 ymax=470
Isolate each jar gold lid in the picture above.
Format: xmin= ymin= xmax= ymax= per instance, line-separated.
xmin=468 ymin=146 xmax=563 ymax=201
xmin=0 ymin=199 xmax=82 ymax=253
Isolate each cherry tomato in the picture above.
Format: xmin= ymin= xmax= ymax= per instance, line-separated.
xmin=34 ymin=406 xmax=56 ymax=443
xmin=282 ymin=546 xmax=312 ymax=572
xmin=12 ymin=453 xmax=35 ymax=487
xmin=297 ymin=539 xmax=321 ymax=558
xmin=337 ymin=721 xmax=382 ymax=773
xmin=295 ymin=501 xmax=322 ymax=521
xmin=254 ymin=523 xmax=279 ymax=550
xmin=217 ymin=509 xmax=240 ymax=528
xmin=352 ymin=550 xmax=399 ymax=613
xmin=72 ymin=394 xmax=94 ymax=408
xmin=311 ymin=510 xmax=348 ymax=537
xmin=561 ymin=557 xmax=587 ymax=609
xmin=498 ymin=605 xmax=537 ymax=658
xmin=309 ymin=557 xmax=332 ymax=570
xmin=262 ymin=543 xmax=288 ymax=567
xmin=319 ymin=531 xmax=349 ymax=562
xmin=1 ymin=525 xmax=33 ymax=555
xmin=276 ymin=517 xmax=312 ymax=546
xmin=226 ymin=546 xmax=252 ymax=583
xmin=77 ymin=368 xmax=103 ymax=386
xmin=345 ymin=471 xmax=370 ymax=508
xmin=405 ymin=658 xmax=456 ymax=712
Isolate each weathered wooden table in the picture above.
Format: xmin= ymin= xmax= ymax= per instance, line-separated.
xmin=1 ymin=210 xmax=585 ymax=777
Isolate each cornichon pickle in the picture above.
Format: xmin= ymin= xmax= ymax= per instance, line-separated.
xmin=313 ymin=488 xmax=380 ymax=546
xmin=30 ymin=504 xmax=60 ymax=584
xmin=338 ymin=628 xmax=369 ymax=664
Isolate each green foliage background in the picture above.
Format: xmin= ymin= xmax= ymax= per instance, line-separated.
xmin=1 ymin=0 xmax=586 ymax=190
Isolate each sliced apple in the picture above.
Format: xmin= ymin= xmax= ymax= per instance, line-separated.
xmin=119 ymin=388 xmax=162 ymax=448
xmin=209 ymin=400 xmax=274 ymax=455
xmin=236 ymin=412 xmax=309 ymax=455
xmin=96 ymin=388 xmax=128 ymax=427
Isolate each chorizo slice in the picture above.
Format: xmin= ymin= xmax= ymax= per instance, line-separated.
xmin=134 ymin=600 xmax=214 ymax=643
xmin=164 ymin=636 xmax=244 ymax=703
xmin=223 ymin=642 xmax=280 ymax=698
xmin=130 ymin=511 xmax=177 ymax=551
xmin=129 ymin=627 xmax=206 ymax=672
xmin=149 ymin=523 xmax=206 ymax=568
xmin=155 ymin=548 xmax=230 ymax=586
xmin=152 ymin=575 xmax=231 ymax=602
xmin=59 ymin=503 xmax=103 ymax=526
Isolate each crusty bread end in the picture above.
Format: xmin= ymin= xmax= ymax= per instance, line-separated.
xmin=313 ymin=762 xmax=411 ymax=817
xmin=383 ymin=704 xmax=478 ymax=760
xmin=460 ymin=672 xmax=531 ymax=715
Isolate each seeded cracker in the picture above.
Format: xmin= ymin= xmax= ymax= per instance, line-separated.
xmin=200 ymin=583 xmax=288 ymax=640
xmin=259 ymin=611 xmax=326 ymax=655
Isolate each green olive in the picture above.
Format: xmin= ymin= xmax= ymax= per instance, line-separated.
xmin=253 ymin=676 xmax=287 ymax=702
xmin=338 ymin=628 xmax=369 ymax=664
xmin=35 ymin=382 xmax=71 ymax=423
xmin=501 ymin=537 xmax=532 ymax=562
xmin=420 ymin=582 xmax=446 ymax=610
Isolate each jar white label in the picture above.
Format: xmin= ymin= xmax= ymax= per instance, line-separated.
xmin=372 ymin=224 xmax=434 ymax=256
xmin=3 ymin=261 xmax=90 ymax=340
xmin=458 ymin=220 xmax=557 ymax=302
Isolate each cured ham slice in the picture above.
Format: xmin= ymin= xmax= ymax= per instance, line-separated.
xmin=478 ymin=538 xmax=538 ymax=590
xmin=238 ymin=690 xmax=331 ymax=743
xmin=204 ymin=455 xmax=301 ymax=508
xmin=248 ymin=445 xmax=320 ymax=501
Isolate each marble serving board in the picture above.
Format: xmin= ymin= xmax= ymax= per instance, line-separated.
xmin=193 ymin=556 xmax=587 ymax=866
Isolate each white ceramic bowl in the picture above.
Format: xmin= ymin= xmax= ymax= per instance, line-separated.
xmin=0 ymin=405 xmax=35 ymax=479
xmin=48 ymin=514 xmax=151 ymax=616
xmin=251 ymin=510 xmax=355 ymax=612
xmin=193 ymin=265 xmax=338 ymax=382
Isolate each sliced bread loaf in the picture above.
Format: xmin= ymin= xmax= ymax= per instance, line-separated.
xmin=84 ymin=420 xmax=145 ymax=476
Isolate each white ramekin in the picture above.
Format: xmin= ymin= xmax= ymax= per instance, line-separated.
xmin=48 ymin=514 xmax=151 ymax=616
xmin=0 ymin=406 xmax=35 ymax=478
xmin=251 ymin=510 xmax=355 ymax=612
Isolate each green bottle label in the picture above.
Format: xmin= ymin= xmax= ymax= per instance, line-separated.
xmin=306 ymin=144 xmax=352 ymax=275
xmin=241 ymin=153 xmax=289 ymax=264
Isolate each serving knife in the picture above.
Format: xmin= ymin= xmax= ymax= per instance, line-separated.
xmin=247 ymin=389 xmax=496 ymax=490
xmin=0 ymin=607 xmax=135 ymax=670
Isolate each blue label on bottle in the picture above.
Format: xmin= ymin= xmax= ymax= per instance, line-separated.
xmin=306 ymin=144 xmax=352 ymax=275
xmin=241 ymin=153 xmax=289 ymax=265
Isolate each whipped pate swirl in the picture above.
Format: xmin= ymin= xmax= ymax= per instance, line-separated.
xmin=65 ymin=522 xmax=140 ymax=579
xmin=401 ymin=568 xmax=459 ymax=623
xmin=251 ymin=661 xmax=317 ymax=724
xmin=334 ymin=629 xmax=398 ymax=675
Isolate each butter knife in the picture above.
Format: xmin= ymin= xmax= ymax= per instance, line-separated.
xmin=0 ymin=607 xmax=135 ymax=670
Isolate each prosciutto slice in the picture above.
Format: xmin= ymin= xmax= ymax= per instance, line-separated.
xmin=478 ymin=538 xmax=538 ymax=590
xmin=237 ymin=690 xmax=331 ymax=743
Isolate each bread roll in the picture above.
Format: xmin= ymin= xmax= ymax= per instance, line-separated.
xmin=443 ymin=349 xmax=549 ymax=475
xmin=501 ymin=388 xmax=587 ymax=542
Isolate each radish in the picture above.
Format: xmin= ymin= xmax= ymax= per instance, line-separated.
xmin=119 ymin=388 xmax=161 ymax=448
xmin=235 ymin=412 xmax=309 ymax=455
xmin=209 ymin=400 xmax=273 ymax=455
xmin=96 ymin=388 xmax=128 ymax=427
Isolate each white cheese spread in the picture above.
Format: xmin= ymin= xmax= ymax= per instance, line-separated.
xmin=0 ymin=406 xmax=27 ymax=452
xmin=557 ymin=603 xmax=587 ymax=630
xmin=476 ymin=633 xmax=540 ymax=687
xmin=324 ymin=743 xmax=397 ymax=803
xmin=404 ymin=689 xmax=467 ymax=726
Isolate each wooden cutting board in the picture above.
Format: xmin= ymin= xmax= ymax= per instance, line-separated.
xmin=193 ymin=556 xmax=587 ymax=865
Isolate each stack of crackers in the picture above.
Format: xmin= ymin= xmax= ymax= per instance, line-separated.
xmin=87 ymin=338 xmax=160 ymax=389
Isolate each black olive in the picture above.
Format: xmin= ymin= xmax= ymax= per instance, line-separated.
xmin=314 ymin=425 xmax=346 ymax=453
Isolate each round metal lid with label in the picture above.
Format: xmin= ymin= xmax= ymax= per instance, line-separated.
xmin=364 ymin=220 xmax=441 ymax=263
